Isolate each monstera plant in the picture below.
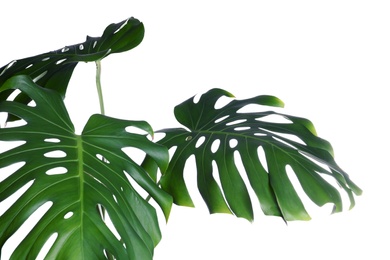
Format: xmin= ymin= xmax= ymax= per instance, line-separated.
xmin=0 ymin=17 xmax=362 ymax=259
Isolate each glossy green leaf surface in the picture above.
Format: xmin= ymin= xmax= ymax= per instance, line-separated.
xmin=0 ymin=17 xmax=144 ymax=120
xmin=0 ymin=75 xmax=171 ymax=259
xmin=155 ymin=88 xmax=362 ymax=222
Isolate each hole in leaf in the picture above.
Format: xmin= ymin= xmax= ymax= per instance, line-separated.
xmin=168 ymin=146 xmax=177 ymax=159
xmin=96 ymin=154 xmax=110 ymax=164
xmin=272 ymin=136 xmax=298 ymax=150
xmin=8 ymin=60 xmax=17 ymax=67
xmin=88 ymin=173 xmax=106 ymax=188
xmin=211 ymin=139 xmax=220 ymax=153
xmin=237 ymin=103 xmax=284 ymax=114
xmin=44 ymin=150 xmax=66 ymax=158
xmin=125 ymin=126 xmax=148 ymax=135
xmin=193 ymin=92 xmax=203 ymax=104
xmin=261 ymin=128 xmax=306 ymax=146
xmin=42 ymin=57 xmax=50 ymax=61
xmin=25 ymin=64 xmax=33 ymax=69
xmin=215 ymin=115 xmax=229 ymax=124
xmin=195 ymin=136 xmax=206 ymax=148
xmin=285 ymin=165 xmax=312 ymax=208
xmin=61 ymin=47 xmax=69 ymax=52
xmin=256 ymin=114 xmax=292 ymax=124
xmin=209 ymin=160 xmax=231 ymax=212
xmin=226 ymin=119 xmax=246 ymax=126
xmin=79 ymin=44 xmax=84 ymax=50
xmin=6 ymin=89 xmax=21 ymax=101
xmin=237 ymin=104 xmax=263 ymax=113
xmin=214 ymin=95 xmax=232 ymax=109
xmin=0 ymin=60 xmax=17 ymax=77
xmin=0 ymin=161 xmax=26 ymax=182
xmin=0 ymin=178 xmax=32 ymax=217
xmin=27 ymin=100 xmax=36 ymax=107
xmin=0 ymin=140 xmax=26 ymax=154
xmin=98 ymin=204 xmax=122 ymax=241
xmin=257 ymin=146 xmax=268 ymax=172
xmin=182 ymin=155 xmax=202 ymax=207
xmin=317 ymin=172 xmax=341 ymax=190
xmin=103 ymin=250 xmax=111 ymax=259
xmin=185 ymin=136 xmax=192 ymax=141
xmin=2 ymin=201 xmax=52 ymax=259
xmin=123 ymin=170 xmax=148 ymax=197
xmin=2 ymin=119 xmax=27 ymax=128
xmin=114 ymin=19 xmax=128 ymax=34
xmin=46 ymin=167 xmax=68 ymax=175
xmin=93 ymin=41 xmax=98 ymax=48
xmin=229 ymin=139 xmax=238 ymax=149
xmin=44 ymin=138 xmax=61 ymax=143
xmin=36 ymin=232 xmax=58 ymax=260
xmin=121 ymin=147 xmax=145 ymax=165
xmin=2 ymin=117 xmax=25 ymax=128
xmin=64 ymin=212 xmax=74 ymax=219
xmin=56 ymin=59 xmax=67 ymax=65
xmin=234 ymin=126 xmax=250 ymax=131
xmin=254 ymin=132 xmax=267 ymax=137
xmin=211 ymin=160 xmax=223 ymax=191
xmin=33 ymin=71 xmax=48 ymax=82
xmin=298 ymin=151 xmax=332 ymax=173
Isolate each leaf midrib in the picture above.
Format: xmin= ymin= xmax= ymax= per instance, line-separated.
xmin=76 ymin=135 xmax=85 ymax=257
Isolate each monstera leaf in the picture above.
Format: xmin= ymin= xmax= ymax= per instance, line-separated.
xmin=149 ymin=88 xmax=362 ymax=222
xmin=0 ymin=75 xmax=171 ymax=259
xmin=0 ymin=17 xmax=144 ymax=121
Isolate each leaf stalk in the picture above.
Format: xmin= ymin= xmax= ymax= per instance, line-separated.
xmin=95 ymin=60 xmax=105 ymax=115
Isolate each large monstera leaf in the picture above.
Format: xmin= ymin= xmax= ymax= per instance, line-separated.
xmin=0 ymin=75 xmax=172 ymax=259
xmin=0 ymin=17 xmax=144 ymax=121
xmin=153 ymin=88 xmax=362 ymax=222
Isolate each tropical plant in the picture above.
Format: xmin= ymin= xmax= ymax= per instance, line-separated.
xmin=0 ymin=17 xmax=362 ymax=259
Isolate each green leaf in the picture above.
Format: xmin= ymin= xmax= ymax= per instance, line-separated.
xmin=0 ymin=17 xmax=144 ymax=121
xmin=155 ymin=88 xmax=362 ymax=222
xmin=0 ymin=75 xmax=172 ymax=259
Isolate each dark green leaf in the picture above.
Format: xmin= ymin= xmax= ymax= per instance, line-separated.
xmin=0 ymin=75 xmax=171 ymax=259
xmin=0 ymin=17 xmax=144 ymax=121
xmin=154 ymin=88 xmax=362 ymax=222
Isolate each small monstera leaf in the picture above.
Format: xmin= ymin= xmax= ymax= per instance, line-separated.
xmin=0 ymin=17 xmax=144 ymax=121
xmin=0 ymin=75 xmax=172 ymax=259
xmin=152 ymin=88 xmax=362 ymax=222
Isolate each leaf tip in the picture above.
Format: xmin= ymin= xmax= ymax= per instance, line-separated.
xmin=163 ymin=197 xmax=174 ymax=222
xmin=258 ymin=95 xmax=285 ymax=108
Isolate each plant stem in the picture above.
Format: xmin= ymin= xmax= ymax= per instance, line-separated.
xmin=95 ymin=60 xmax=105 ymax=115
xmin=95 ymin=60 xmax=107 ymax=221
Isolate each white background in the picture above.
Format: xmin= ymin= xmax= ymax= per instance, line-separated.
xmin=1 ymin=1 xmax=389 ymax=259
